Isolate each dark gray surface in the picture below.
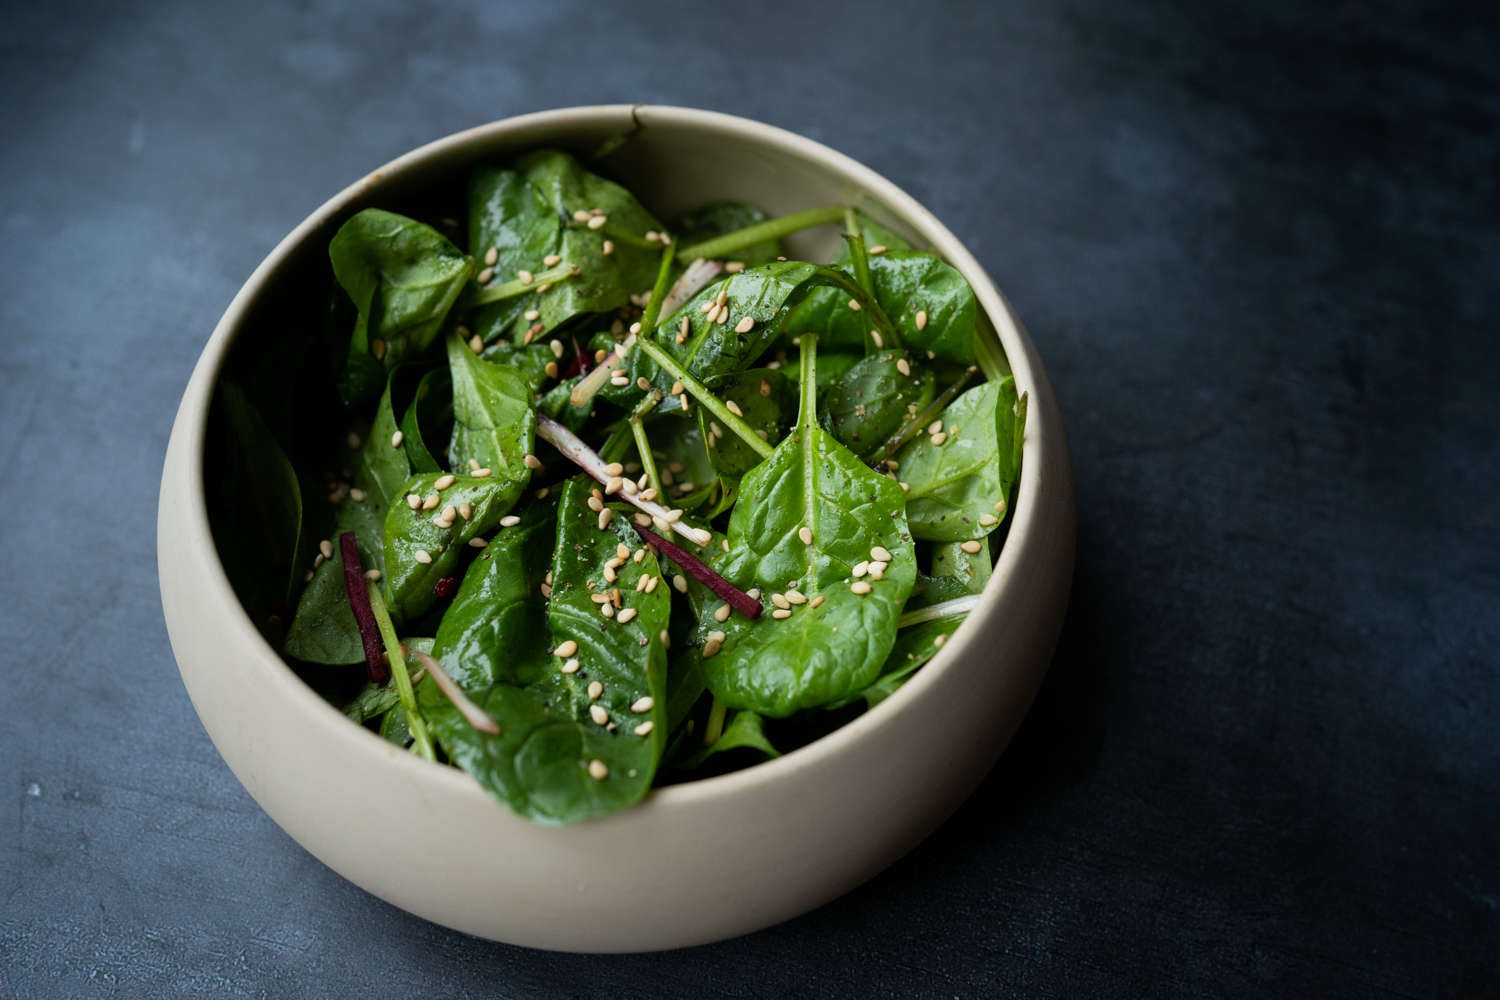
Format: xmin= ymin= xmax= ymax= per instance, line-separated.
xmin=3 ymin=1 xmax=1497 ymax=995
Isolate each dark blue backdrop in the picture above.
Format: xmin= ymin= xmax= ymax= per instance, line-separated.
xmin=2 ymin=1 xmax=1496 ymax=995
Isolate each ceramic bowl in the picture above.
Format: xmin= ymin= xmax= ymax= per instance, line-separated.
xmin=158 ymin=105 xmax=1075 ymax=952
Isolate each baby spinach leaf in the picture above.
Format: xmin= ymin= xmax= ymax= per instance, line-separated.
xmin=895 ymin=377 xmax=1017 ymax=542
xmin=467 ymin=165 xmax=560 ymax=346
xmin=420 ymin=478 xmax=669 ymax=825
xmin=699 ymin=368 xmax=796 ymax=479
xmin=286 ymin=373 xmax=416 ymax=663
xmin=638 ymin=413 xmax=715 ymax=508
xmin=399 ymin=367 xmax=452 ymax=474
xmin=330 ymin=208 xmax=473 ymax=405
xmin=849 ymin=615 xmax=965 ymax=710
xmin=674 ymin=202 xmax=783 ymax=265
xmin=382 ymin=465 xmax=531 ymax=622
xmin=445 ymin=332 xmax=538 ymax=478
xmin=931 ymin=536 xmax=991 ymax=593
xmin=537 ymin=376 xmax=594 ymax=434
xmin=479 ymin=339 xmax=557 ymax=393
xmin=787 ymin=251 xmax=976 ymax=364
xmin=820 ymin=351 xmax=934 ymax=461
xmin=671 ymin=709 xmax=779 ymax=770
xmin=694 ymin=337 xmax=916 ymax=716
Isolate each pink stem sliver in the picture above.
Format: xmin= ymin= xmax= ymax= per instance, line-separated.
xmin=632 ymin=522 xmax=762 ymax=620
xmin=339 ymin=531 xmax=388 ymax=684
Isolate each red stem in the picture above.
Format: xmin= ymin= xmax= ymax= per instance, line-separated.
xmin=339 ymin=531 xmax=388 ymax=684
xmin=631 ymin=523 xmax=762 ymax=620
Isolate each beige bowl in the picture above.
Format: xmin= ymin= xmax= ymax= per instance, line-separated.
xmin=158 ymin=105 xmax=1075 ymax=952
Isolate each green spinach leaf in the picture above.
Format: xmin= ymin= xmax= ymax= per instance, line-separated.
xmin=399 ymin=367 xmax=452 ymax=474
xmin=330 ymin=208 xmax=473 ymax=405
xmin=895 ymin=377 xmax=1018 ymax=542
xmin=820 ymin=351 xmax=934 ymax=461
xmin=671 ymin=709 xmax=779 ymax=770
xmin=445 ymin=332 xmax=538 ymax=478
xmin=699 ymin=368 xmax=796 ymax=479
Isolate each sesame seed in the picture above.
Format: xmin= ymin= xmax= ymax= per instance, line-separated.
xmin=708 ymin=630 xmax=727 ymax=642
xmin=477 ymin=267 xmax=495 ymax=284
xmin=435 ymin=474 xmax=455 ymax=489
xmin=645 ymin=575 xmax=658 ymax=593
xmin=702 ymin=637 xmax=722 ymax=658
xmin=714 ymin=604 xmax=731 ymax=623
xmin=601 ymin=602 xmax=614 ymax=618
xmin=635 ymin=513 xmax=652 ymax=527
xmin=422 ymin=494 xmax=441 ymax=510
xmin=850 ymin=580 xmax=872 ymax=595
xmin=715 ymin=309 xmax=729 ymax=325
xmin=915 ymin=310 xmax=928 ymax=330
xmin=587 ymin=215 xmax=607 ymax=230
xmin=995 ymin=499 xmax=1007 ymax=514
xmin=484 ymin=247 xmax=499 ymax=266
xmin=979 ymin=514 xmax=999 ymax=526
xmin=673 ymin=575 xmax=688 ymax=593
xmin=611 ymin=376 xmax=630 ymax=386
xmin=635 ymin=721 xmax=655 ymax=736
xmin=545 ymin=361 xmax=559 ymax=379
xmin=733 ymin=316 xmax=755 ymax=334
xmin=771 ymin=593 xmax=790 ymax=610
xmin=371 ymin=339 xmax=386 ymax=361
xmin=798 ymin=527 xmax=813 ymax=545
xmin=535 ymin=488 xmax=549 ymax=499
xmin=640 ymin=487 xmax=658 ymax=501
xmin=931 ymin=432 xmax=948 ymax=446
xmin=587 ymin=496 xmax=604 ymax=512
xmin=318 ymin=539 xmax=334 ymax=559
xmin=663 ymin=509 xmax=682 ymax=523
xmin=524 ymin=454 xmax=542 ymax=469
xmin=747 ymin=588 xmax=761 ymax=600
xmin=847 ymin=298 xmax=861 ymax=311
xmin=636 ymin=574 xmax=649 ymax=593
xmin=871 ymin=331 xmax=885 ymax=348
xmin=523 ymin=329 xmax=535 ymax=345
xmin=543 ymin=254 xmax=561 ymax=266
xmin=499 ymin=515 xmax=521 ymax=528
xmin=896 ymin=358 xmax=911 ymax=377
xmin=659 ymin=629 xmax=671 ymax=649
xmin=540 ymin=583 xmax=551 ymax=597
xmin=960 ymin=540 xmax=983 ymax=553
xmin=598 ymin=509 xmax=613 ymax=530
xmin=524 ymin=309 xmax=540 ymax=321
xmin=901 ymin=482 xmax=909 ymax=492
xmin=720 ymin=537 xmax=729 ymax=551
xmin=669 ymin=461 xmax=685 ymax=474
xmin=605 ymin=476 xmax=623 ymax=495
xmin=756 ymin=429 xmax=768 ymax=440
xmin=725 ymin=400 xmax=744 ymax=417
xmin=414 ymin=550 xmax=433 ymax=564
xmin=785 ymin=590 xmax=807 ymax=605
xmin=573 ymin=210 xmax=591 ymax=222
xmin=407 ymin=494 xmax=422 ymax=510
xmin=869 ymin=244 xmax=887 ymax=254
xmin=313 ymin=553 xmax=325 ymax=570
xmin=537 ymin=283 xmax=552 ymax=293
xmin=474 ymin=468 xmax=492 ymax=478
xmin=590 ymin=593 xmax=609 ymax=604
xmin=391 ymin=430 xmax=404 ymax=448
xmin=465 ymin=333 xmax=482 ymax=355
xmin=871 ymin=546 xmax=893 ymax=562
xmin=887 ymin=459 xmax=900 ymax=471
xmin=562 ymin=657 xmax=579 ymax=673
xmin=603 ymin=565 xmax=617 ymax=583
xmin=810 ymin=595 xmax=825 ymax=608
xmin=545 ymin=571 xmax=554 ymax=585
xmin=724 ymin=261 xmax=746 ymax=273
xmin=651 ymin=514 xmax=670 ymax=533
xmin=710 ymin=421 xmax=723 ymax=438
xmin=465 ymin=537 xmax=488 ymax=550
xmin=304 ymin=570 xmax=314 ymax=582
xmin=772 ymin=609 xmax=793 ymax=619
xmin=587 ymin=680 xmax=603 ymax=700
xmin=602 ymin=240 xmax=614 ymax=255
xmin=716 ymin=286 xmax=729 ymax=306
xmin=588 ymin=759 xmax=608 ymax=779
xmin=517 ymin=270 xmax=533 ymax=284
xmin=618 ymin=607 xmax=638 ymax=624
xmin=364 ymin=569 xmax=383 ymax=582
xmin=869 ymin=563 xmax=886 ymax=580
xmin=441 ymin=504 xmax=456 ymax=521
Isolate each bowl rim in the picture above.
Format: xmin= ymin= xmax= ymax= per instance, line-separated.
xmin=174 ymin=103 xmax=1055 ymax=815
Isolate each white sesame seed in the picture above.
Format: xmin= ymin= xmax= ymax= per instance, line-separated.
xmin=588 ymin=681 xmax=603 ymax=700
xmin=640 ymin=487 xmax=658 ymax=501
xmin=319 ymin=539 xmax=334 ymax=559
xmin=714 ymin=604 xmax=731 ymax=623
xmin=422 ymin=493 xmax=441 ymax=510
xmin=517 ymin=270 xmax=533 ymax=284
xmin=733 ymin=316 xmax=754 ymax=334
xmin=896 ymin=358 xmax=911 ymax=377
xmin=587 ymin=215 xmax=607 ymax=230
xmin=545 ymin=571 xmax=554 ymax=585
xmin=544 ymin=361 xmax=559 ymax=379
xmin=435 ymin=475 xmax=455 ymax=489
xmin=543 ymin=254 xmax=561 ymax=266
xmin=313 ymin=553 xmax=325 ymax=570
xmin=850 ymin=580 xmax=872 ymax=594
xmin=798 ymin=527 xmax=813 ymax=545
xmin=852 ymin=560 xmax=869 ymax=577
xmin=702 ymin=637 xmax=722 ymax=658
xmin=477 ymin=267 xmax=495 ymax=284
xmin=371 ymin=339 xmax=386 ymax=361
xmin=618 ymin=607 xmax=638 ymax=624
xmin=611 ymin=376 xmax=630 ymax=386
xmin=590 ymin=593 xmax=609 ymax=604
xmin=305 ymin=570 xmax=315 ymax=582
xmin=474 ymin=468 xmax=493 ymax=478
xmin=461 ymin=536 xmax=486 ymax=551
xmin=634 ymin=721 xmax=654 ymax=736
xmin=601 ymin=239 xmax=614 ymax=255
xmin=438 ymin=504 xmax=455 ymax=521
xmin=414 ymin=549 xmax=433 ymax=564
xmin=870 ymin=564 xmax=886 ymax=581
xmin=535 ymin=488 xmax=549 ymax=499
xmin=499 ymin=515 xmax=520 ymax=528
xmin=715 ymin=309 xmax=729 ymax=325
xmin=810 ymin=595 xmax=825 ymax=608
xmin=772 ymin=608 xmax=793 ymax=619
xmin=605 ymin=476 xmax=623 ymax=495
xmin=901 ymin=482 xmax=909 ymax=492
xmin=603 ymin=565 xmax=617 ymax=583
xmin=524 ymin=454 xmax=542 ymax=469
xmin=601 ymin=602 xmax=614 ymax=618
xmin=562 ymin=657 xmax=579 ymax=673
xmin=979 ymin=514 xmax=999 ymax=526
xmin=746 ymin=588 xmax=761 ymax=600
xmin=869 ymin=244 xmax=887 ymax=254
xmin=598 ymin=509 xmax=613 ymax=530
xmin=588 ymin=759 xmax=608 ymax=779
xmin=871 ymin=331 xmax=885 ymax=348
xmin=587 ymin=496 xmax=604 ymax=513
xmin=725 ymin=400 xmax=744 ymax=417
xmin=663 ymin=509 xmax=683 ymax=523
xmin=467 ymin=333 xmax=484 ymax=355
xmin=658 ymin=629 xmax=671 ymax=649
xmin=540 ymin=583 xmax=551 ymax=597
xmin=469 ymin=459 xmax=480 ymax=471
xmin=364 ymin=569 xmax=383 ymax=582
xmin=524 ymin=309 xmax=540 ymax=321
xmin=786 ymin=590 xmax=807 ymax=605
xmin=915 ymin=310 xmax=928 ymax=330
xmin=708 ymin=630 xmax=727 ymax=643
xmin=635 ymin=512 xmax=653 ymax=526
xmin=931 ymin=432 xmax=948 ymax=446
xmin=391 ymin=430 xmax=404 ymax=448
xmin=960 ymin=540 xmax=983 ymax=554
xmin=636 ymin=574 xmax=649 ymax=593
xmin=698 ymin=530 xmax=715 ymax=546
xmin=871 ymin=547 xmax=893 ymax=562
xmin=484 ymin=247 xmax=498 ymax=266
xmin=673 ymin=574 xmax=688 ymax=593
xmin=407 ymin=494 xmax=422 ymax=510
xmin=573 ymin=210 xmax=591 ymax=222
xmin=771 ymin=593 xmax=790 ymax=610
xmin=537 ymin=283 xmax=552 ymax=293
xmin=651 ymin=514 xmax=669 ymax=533
xmin=645 ymin=575 xmax=659 ymax=593
xmin=995 ymin=499 xmax=1007 ymax=513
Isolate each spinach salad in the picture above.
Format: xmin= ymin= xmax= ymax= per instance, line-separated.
xmin=208 ymin=148 xmax=1026 ymax=825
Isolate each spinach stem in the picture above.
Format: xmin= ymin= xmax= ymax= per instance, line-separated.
xmin=879 ymin=365 xmax=978 ymax=462
xmin=704 ymin=698 xmax=728 ymax=746
xmin=636 ymin=339 xmax=774 ymax=459
xmin=628 ymin=392 xmax=665 ymax=498
xmin=843 ymin=207 xmax=874 ymax=297
xmin=898 ymin=596 xmax=979 ymax=628
xmin=593 ymin=222 xmax=659 ymax=250
xmin=464 ymin=261 xmax=578 ymax=308
xmin=798 ymin=332 xmax=818 ymax=427
xmin=366 ymin=581 xmax=437 ymax=762
xmin=676 ymin=206 xmax=845 ymax=262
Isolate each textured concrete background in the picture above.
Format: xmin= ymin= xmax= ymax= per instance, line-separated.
xmin=2 ymin=1 xmax=1497 ymax=995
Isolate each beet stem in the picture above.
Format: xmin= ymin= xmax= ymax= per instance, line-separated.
xmin=631 ymin=522 xmax=762 ymax=620
xmin=339 ymin=532 xmax=387 ymax=684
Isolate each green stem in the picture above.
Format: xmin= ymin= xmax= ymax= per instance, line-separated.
xmin=811 ymin=266 xmax=901 ymax=351
xmin=799 ymin=332 xmax=818 ymax=428
xmin=843 ymin=207 xmax=874 ymax=297
xmin=366 ymin=582 xmax=436 ymax=762
xmin=676 ymin=205 xmax=845 ymax=262
xmin=636 ymin=339 xmax=774 ymax=459
xmin=880 ymin=365 xmax=978 ymax=462
xmin=640 ymin=244 xmax=677 ymax=334
xmin=629 ymin=392 xmax=665 ymax=498
xmin=704 ymin=697 xmax=728 ymax=746
xmin=464 ymin=261 xmax=578 ymax=308
xmin=599 ymin=422 xmax=635 ymax=464
xmin=594 ymin=222 xmax=659 ymax=250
